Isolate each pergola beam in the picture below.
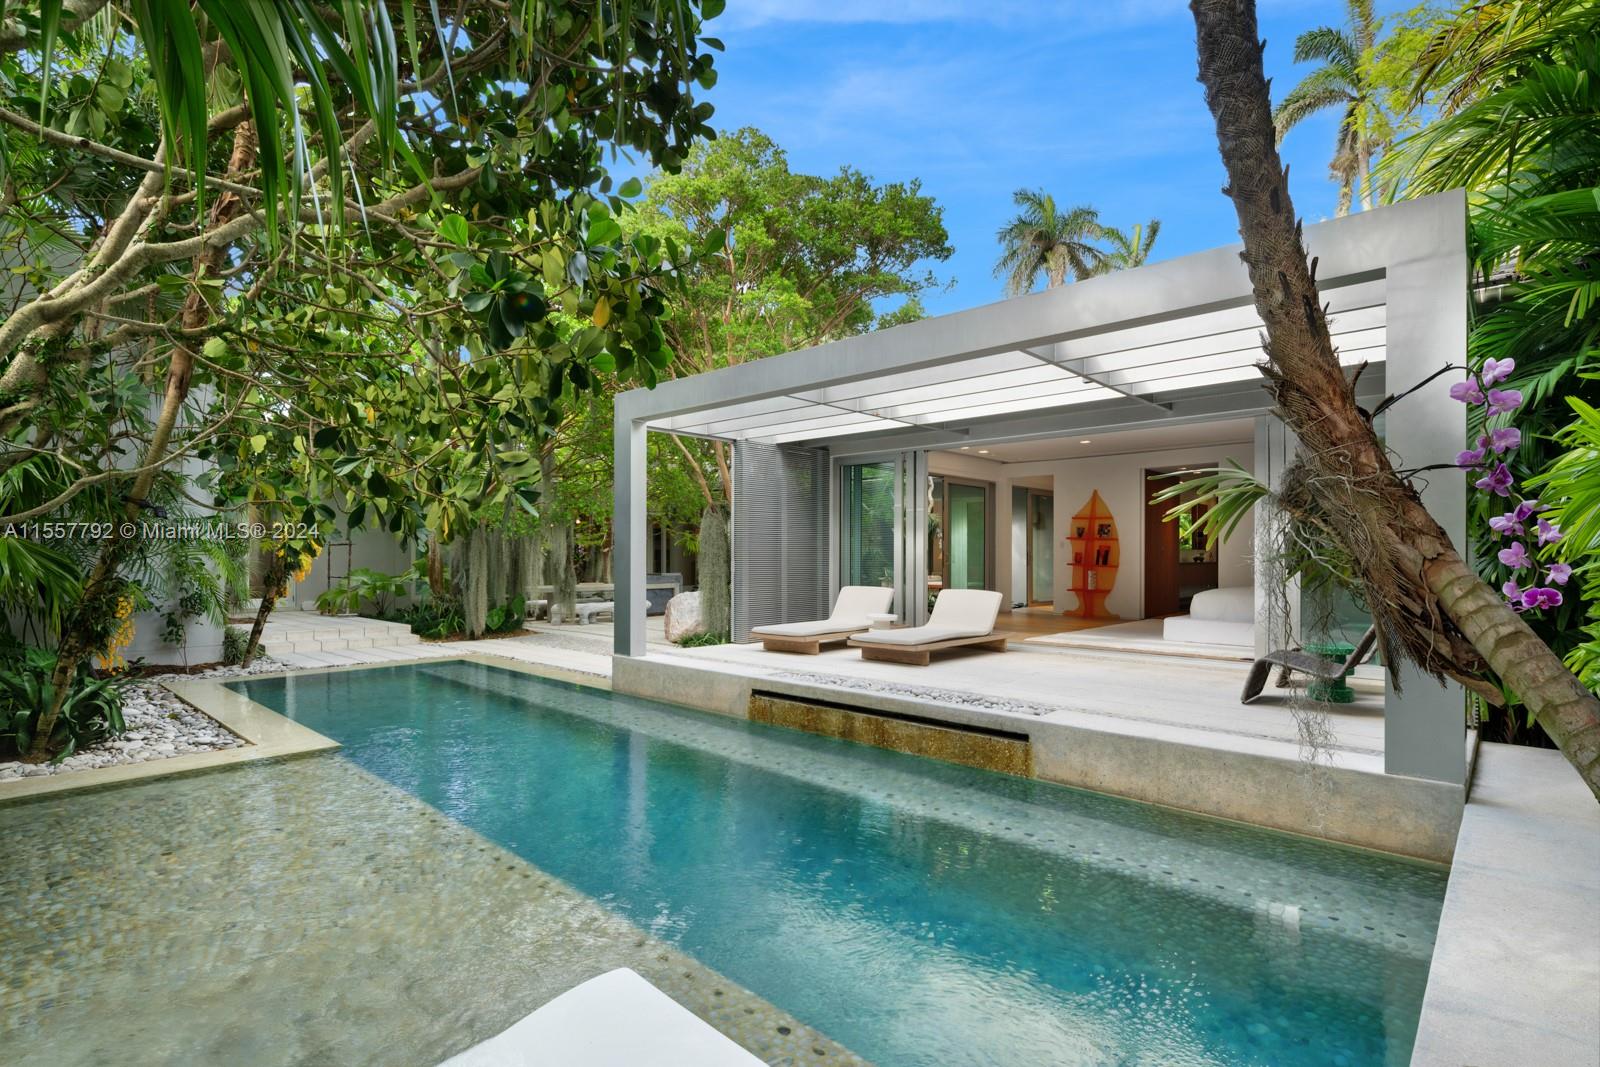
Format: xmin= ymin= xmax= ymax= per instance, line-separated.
xmin=1018 ymin=345 xmax=1174 ymax=413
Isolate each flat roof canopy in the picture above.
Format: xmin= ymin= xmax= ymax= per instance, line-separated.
xmin=616 ymin=193 xmax=1465 ymax=456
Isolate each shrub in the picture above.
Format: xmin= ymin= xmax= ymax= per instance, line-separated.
xmin=0 ymin=649 xmax=132 ymax=763
xmin=677 ymin=630 xmax=728 ymax=648
xmin=221 ymin=626 xmax=256 ymax=666
xmin=484 ymin=594 xmax=528 ymax=635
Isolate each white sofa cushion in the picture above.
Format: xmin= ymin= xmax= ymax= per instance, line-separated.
xmin=1189 ymin=586 xmax=1254 ymax=623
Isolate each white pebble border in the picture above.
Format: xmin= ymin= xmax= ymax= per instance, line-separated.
xmin=0 ymin=657 xmax=288 ymax=781
xmin=768 ymin=669 xmax=1062 ymax=717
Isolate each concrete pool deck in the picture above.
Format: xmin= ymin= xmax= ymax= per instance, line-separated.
xmin=1411 ymin=743 xmax=1600 ymax=1066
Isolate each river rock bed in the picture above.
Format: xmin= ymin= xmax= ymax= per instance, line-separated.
xmin=0 ymin=658 xmax=286 ymax=780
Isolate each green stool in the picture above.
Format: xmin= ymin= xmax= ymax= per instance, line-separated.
xmin=1303 ymin=641 xmax=1357 ymax=703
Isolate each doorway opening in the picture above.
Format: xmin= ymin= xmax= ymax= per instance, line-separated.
xmin=1010 ymin=481 xmax=1053 ymax=609
xmin=928 ymin=475 xmax=994 ymax=603
xmin=1144 ymin=465 xmax=1219 ymax=618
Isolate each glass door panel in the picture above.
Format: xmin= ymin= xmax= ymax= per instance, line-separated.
xmin=841 ymin=461 xmax=897 ymax=590
xmin=1029 ymin=492 xmax=1054 ymax=604
xmin=947 ymin=482 xmax=989 ymax=590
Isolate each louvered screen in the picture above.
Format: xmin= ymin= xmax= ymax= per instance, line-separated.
xmin=731 ymin=441 xmax=830 ymax=642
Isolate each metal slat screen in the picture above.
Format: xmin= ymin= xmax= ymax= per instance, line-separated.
xmin=731 ymin=442 xmax=830 ymax=641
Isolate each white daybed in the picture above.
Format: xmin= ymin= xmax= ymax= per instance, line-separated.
xmin=439 ymin=967 xmax=763 ymax=1067
xmin=1161 ymin=586 xmax=1254 ymax=647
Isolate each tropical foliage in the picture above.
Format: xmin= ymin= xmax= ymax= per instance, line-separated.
xmin=1383 ymin=0 xmax=1600 ymax=737
xmin=994 ymin=189 xmax=1162 ymax=294
xmin=0 ymin=646 xmax=131 ymax=763
xmin=638 ymin=128 xmax=951 ymax=508
xmin=0 ymin=0 xmax=723 ymax=757
xmin=1272 ymin=0 xmax=1395 ymax=215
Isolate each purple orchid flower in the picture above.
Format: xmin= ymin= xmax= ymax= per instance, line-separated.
xmin=1502 ymin=579 xmax=1523 ymax=601
xmin=1486 ymin=388 xmax=1523 ymax=414
xmin=1488 ymin=511 xmax=1524 ymax=537
xmin=1498 ymin=541 xmax=1531 ymax=569
xmin=1536 ymin=518 xmax=1563 ymax=546
xmin=1475 ymin=463 xmax=1514 ymax=496
xmin=1547 ymin=563 xmax=1572 ymax=587
xmin=1456 ymin=447 xmax=1487 ymax=469
xmin=1449 ymin=380 xmax=1485 ymax=405
xmin=1513 ymin=499 xmax=1542 ymax=521
xmin=1481 ymin=357 xmax=1516 ymax=385
xmin=1486 ymin=426 xmax=1521 ymax=453
xmin=1521 ymin=587 xmax=1563 ymax=611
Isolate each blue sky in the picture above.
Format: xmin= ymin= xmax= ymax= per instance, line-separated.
xmin=689 ymin=0 xmax=1363 ymax=316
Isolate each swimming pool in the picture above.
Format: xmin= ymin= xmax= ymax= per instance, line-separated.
xmin=230 ymin=660 xmax=1446 ymax=1067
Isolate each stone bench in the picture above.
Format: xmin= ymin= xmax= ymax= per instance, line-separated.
xmin=549 ymin=600 xmax=614 ymax=625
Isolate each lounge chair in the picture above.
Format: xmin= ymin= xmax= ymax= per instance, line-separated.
xmin=750 ymin=585 xmax=896 ymax=654
xmin=848 ymin=589 xmax=1009 ymax=666
xmin=439 ymin=967 xmax=763 ymax=1066
xmin=1240 ymin=625 xmax=1378 ymax=704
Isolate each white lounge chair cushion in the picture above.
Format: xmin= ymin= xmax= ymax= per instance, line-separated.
xmin=852 ymin=625 xmax=990 ymax=646
xmin=857 ymin=589 xmax=1002 ymax=645
xmin=439 ymin=967 xmax=763 ymax=1067
xmin=750 ymin=586 xmax=894 ymax=638
xmin=829 ymin=585 xmax=895 ymax=619
xmin=752 ymin=618 xmax=870 ymax=638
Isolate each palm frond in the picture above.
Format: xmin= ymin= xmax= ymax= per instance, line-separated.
xmin=1293 ymin=25 xmax=1358 ymax=68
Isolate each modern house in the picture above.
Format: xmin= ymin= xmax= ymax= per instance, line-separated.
xmin=611 ymin=191 xmax=1471 ymax=858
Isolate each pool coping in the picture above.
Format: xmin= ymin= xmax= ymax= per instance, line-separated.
xmin=0 ymin=652 xmax=606 ymax=806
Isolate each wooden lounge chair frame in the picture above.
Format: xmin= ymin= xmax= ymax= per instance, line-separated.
xmin=1240 ymin=625 xmax=1378 ymax=704
xmin=758 ymin=629 xmax=866 ymax=655
xmin=849 ymin=631 xmax=1014 ymax=666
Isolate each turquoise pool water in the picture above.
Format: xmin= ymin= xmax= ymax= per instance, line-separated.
xmin=229 ymin=661 xmax=1446 ymax=1067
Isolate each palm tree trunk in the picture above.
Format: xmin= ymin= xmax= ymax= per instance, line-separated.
xmin=1190 ymin=0 xmax=1600 ymax=799
xmin=1356 ymin=140 xmax=1374 ymax=211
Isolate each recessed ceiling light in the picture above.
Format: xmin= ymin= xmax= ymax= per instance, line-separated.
xmin=977 ymin=449 xmax=990 ymax=455
xmin=1079 ymin=439 xmax=1092 ymax=444
xmin=959 ymin=446 xmax=970 ymax=450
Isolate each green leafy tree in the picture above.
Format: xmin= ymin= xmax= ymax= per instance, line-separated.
xmin=0 ymin=1 xmax=721 ymax=758
xmin=637 ymin=127 xmax=951 ymax=507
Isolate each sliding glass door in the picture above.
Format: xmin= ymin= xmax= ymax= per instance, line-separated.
xmin=836 ymin=452 xmax=929 ymax=624
xmin=841 ymin=461 xmax=897 ymax=590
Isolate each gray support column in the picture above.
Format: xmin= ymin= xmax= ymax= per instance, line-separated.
xmin=1382 ymin=189 xmax=1469 ymax=784
xmin=613 ymin=411 xmax=648 ymax=657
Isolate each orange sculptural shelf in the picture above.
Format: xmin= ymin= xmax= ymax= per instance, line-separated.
xmin=1063 ymin=490 xmax=1120 ymax=619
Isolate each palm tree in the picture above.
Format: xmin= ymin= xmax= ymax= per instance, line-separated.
xmin=1092 ymin=219 xmax=1161 ymax=274
xmin=1272 ymin=0 xmax=1384 ymax=215
xmin=1190 ymin=0 xmax=1600 ymax=797
xmin=994 ymin=189 xmax=1105 ymax=295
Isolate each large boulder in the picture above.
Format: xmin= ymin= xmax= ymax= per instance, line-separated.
xmin=663 ymin=591 xmax=704 ymax=643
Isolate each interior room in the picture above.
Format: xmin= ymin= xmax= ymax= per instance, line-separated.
xmin=925 ymin=418 xmax=1258 ymax=652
